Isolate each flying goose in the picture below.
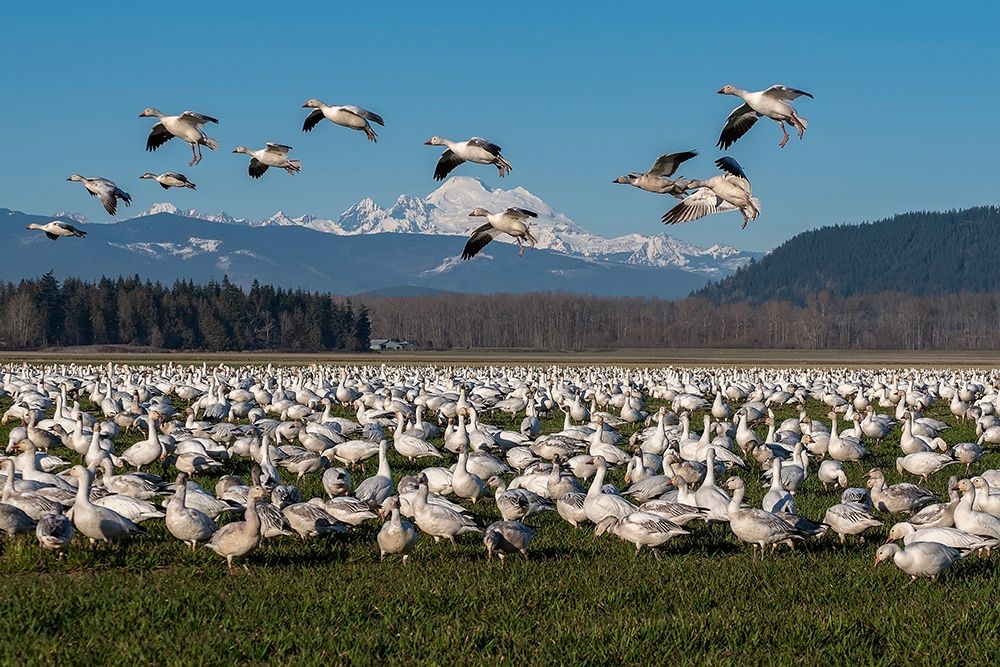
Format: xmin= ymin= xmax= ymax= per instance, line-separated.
xmin=26 ymin=221 xmax=87 ymax=240
xmin=424 ymin=136 xmax=512 ymax=180
xmin=66 ymin=175 xmax=131 ymax=216
xmin=613 ymin=150 xmax=698 ymax=197
xmin=462 ymin=208 xmax=539 ymax=259
xmin=139 ymin=107 xmax=220 ymax=166
xmin=661 ymin=157 xmax=760 ymax=228
xmin=717 ymin=84 xmax=813 ymax=149
xmin=140 ymin=172 xmax=197 ymax=190
xmin=232 ymin=144 xmax=301 ymax=179
xmin=302 ymin=99 xmax=385 ymax=142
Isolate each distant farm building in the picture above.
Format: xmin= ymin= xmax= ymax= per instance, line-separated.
xmin=369 ymin=338 xmax=413 ymax=351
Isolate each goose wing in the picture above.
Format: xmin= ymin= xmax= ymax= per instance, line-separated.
xmin=179 ymin=111 xmax=219 ymax=125
xmin=462 ymin=222 xmax=503 ymax=260
xmin=302 ymin=109 xmax=325 ymax=132
xmin=715 ymin=156 xmax=747 ymax=179
xmin=648 ymin=151 xmax=698 ymax=177
xmin=717 ymin=103 xmax=760 ymax=150
xmin=146 ymin=123 xmax=173 ymax=152
xmin=248 ymin=159 xmax=269 ymax=179
xmin=91 ymin=183 xmax=120 ymax=216
xmin=661 ymin=188 xmax=734 ymax=225
xmin=265 ymin=143 xmax=292 ymax=154
xmin=341 ymin=105 xmax=385 ymax=126
xmin=503 ymin=208 xmax=538 ymax=220
xmin=467 ymin=137 xmax=502 ymax=157
xmin=763 ymin=85 xmax=813 ymax=101
xmin=434 ymin=149 xmax=465 ymax=181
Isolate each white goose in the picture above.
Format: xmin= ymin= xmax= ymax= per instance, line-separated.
xmin=583 ymin=455 xmax=638 ymax=524
xmin=661 ymin=157 xmax=759 ymax=228
xmin=595 ymin=511 xmax=688 ymax=559
xmin=874 ymin=542 xmax=965 ymax=582
xmin=26 ymin=221 xmax=87 ymax=240
xmin=425 ymin=136 xmax=512 ymax=180
xmin=724 ymin=477 xmax=805 ymax=557
xmin=302 ymin=99 xmax=385 ymax=142
xmin=66 ymin=466 xmax=143 ymax=543
xmin=66 ymin=175 xmax=131 ymax=216
xmin=140 ymin=107 xmax=220 ymax=166
xmin=140 ymin=172 xmax=197 ymax=190
xmin=461 ymin=208 xmax=539 ymax=259
xmin=165 ymin=472 xmax=218 ymax=552
xmin=612 ymin=150 xmax=698 ymax=197
xmin=716 ymin=84 xmax=813 ymax=149
xmin=377 ymin=496 xmax=418 ymax=561
xmin=233 ymin=144 xmax=301 ymax=178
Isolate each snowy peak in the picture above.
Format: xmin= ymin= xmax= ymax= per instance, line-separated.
xmin=124 ymin=179 xmax=760 ymax=276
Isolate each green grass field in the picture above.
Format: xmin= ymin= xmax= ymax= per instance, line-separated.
xmin=2 ymin=369 xmax=999 ymax=665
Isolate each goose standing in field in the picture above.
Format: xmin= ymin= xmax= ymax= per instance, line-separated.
xmin=165 ymin=472 xmax=218 ymax=552
xmin=823 ymin=502 xmax=883 ymax=544
xmin=716 ymin=84 xmax=813 ymax=149
xmin=661 ymin=157 xmax=760 ymax=228
xmin=483 ymin=520 xmax=536 ymax=561
xmin=874 ymin=542 xmax=966 ymax=582
xmin=66 ymin=466 xmax=143 ymax=544
xmin=26 ymin=221 xmax=87 ymax=240
xmin=66 ymin=175 xmax=131 ymax=216
xmin=612 ymin=150 xmax=698 ymax=197
xmin=411 ymin=475 xmax=481 ymax=547
xmin=206 ymin=486 xmax=268 ymax=573
xmin=425 ymin=136 xmax=512 ymax=180
xmin=35 ymin=513 xmax=73 ymax=556
xmin=233 ymin=144 xmax=301 ymax=178
xmin=377 ymin=496 xmax=418 ymax=562
xmin=302 ymin=99 xmax=385 ymax=142
xmin=461 ymin=208 xmax=539 ymax=259
xmin=139 ymin=172 xmax=197 ymax=190
xmin=866 ymin=469 xmax=934 ymax=515
xmin=595 ymin=511 xmax=688 ymax=559
xmin=139 ymin=107 xmax=220 ymax=166
xmin=723 ymin=476 xmax=805 ymax=557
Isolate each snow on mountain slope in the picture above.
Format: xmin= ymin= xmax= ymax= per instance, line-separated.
xmin=125 ymin=177 xmax=759 ymax=275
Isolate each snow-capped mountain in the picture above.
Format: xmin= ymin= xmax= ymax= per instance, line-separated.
xmin=122 ymin=177 xmax=758 ymax=276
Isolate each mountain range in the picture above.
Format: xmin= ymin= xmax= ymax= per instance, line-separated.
xmin=21 ymin=177 xmax=759 ymax=298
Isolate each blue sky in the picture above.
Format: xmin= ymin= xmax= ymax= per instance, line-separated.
xmin=2 ymin=2 xmax=997 ymax=252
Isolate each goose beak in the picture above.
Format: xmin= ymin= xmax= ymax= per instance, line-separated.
xmin=423 ymin=140 xmax=433 ymax=145
xmin=716 ymin=87 xmax=726 ymax=94
xmin=301 ymin=103 xmax=310 ymax=108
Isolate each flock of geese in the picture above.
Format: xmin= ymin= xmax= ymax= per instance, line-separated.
xmin=1 ymin=362 xmax=998 ymax=583
xmin=30 ymin=85 xmax=812 ymax=257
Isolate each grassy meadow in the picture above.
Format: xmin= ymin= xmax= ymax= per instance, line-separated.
xmin=1 ymin=368 xmax=999 ymax=665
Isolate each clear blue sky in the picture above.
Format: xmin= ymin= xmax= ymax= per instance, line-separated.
xmin=2 ymin=2 xmax=998 ymax=251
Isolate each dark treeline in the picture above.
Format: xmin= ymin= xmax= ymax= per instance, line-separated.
xmin=0 ymin=274 xmax=371 ymax=352
xmin=361 ymin=290 xmax=1000 ymax=351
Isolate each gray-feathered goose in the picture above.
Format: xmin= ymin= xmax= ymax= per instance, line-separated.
xmin=661 ymin=157 xmax=760 ymax=228
xmin=462 ymin=208 xmax=539 ymax=259
xmin=140 ymin=108 xmax=220 ymax=166
xmin=302 ymin=99 xmax=384 ymax=142
xmin=233 ymin=144 xmax=301 ymax=179
xmin=26 ymin=221 xmax=87 ymax=240
xmin=66 ymin=175 xmax=131 ymax=216
xmin=424 ymin=136 xmax=512 ymax=180
xmin=717 ymin=84 xmax=813 ymax=149
xmin=613 ymin=150 xmax=697 ymax=197
xmin=140 ymin=172 xmax=197 ymax=190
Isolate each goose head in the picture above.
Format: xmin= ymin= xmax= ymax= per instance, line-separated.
xmin=138 ymin=107 xmax=163 ymax=118
xmin=301 ymin=99 xmax=325 ymax=109
xmin=468 ymin=208 xmax=490 ymax=217
xmin=613 ymin=174 xmax=638 ymax=185
xmin=873 ymin=543 xmax=899 ymax=567
xmin=424 ymin=136 xmax=446 ymax=146
xmin=66 ymin=174 xmax=85 ymax=183
xmin=140 ymin=172 xmax=158 ymax=180
xmin=26 ymin=223 xmax=42 ymax=231
xmin=723 ymin=476 xmax=744 ymax=492
xmin=232 ymin=146 xmax=251 ymax=155
xmin=717 ymin=84 xmax=740 ymax=96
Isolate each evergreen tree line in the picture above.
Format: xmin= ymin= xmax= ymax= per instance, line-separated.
xmin=361 ymin=289 xmax=1000 ymax=351
xmin=0 ymin=274 xmax=371 ymax=352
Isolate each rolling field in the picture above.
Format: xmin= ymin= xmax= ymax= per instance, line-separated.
xmin=1 ymin=364 xmax=999 ymax=665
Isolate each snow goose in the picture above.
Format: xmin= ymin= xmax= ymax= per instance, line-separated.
xmin=354 ymin=439 xmax=394 ymax=508
xmin=322 ymin=467 xmax=351 ymax=498
xmin=66 ymin=175 xmax=131 ymax=216
xmin=818 ymin=459 xmax=848 ymax=490
xmin=377 ymin=496 xmax=418 ymax=561
xmin=661 ymin=157 xmax=760 ymax=228
xmin=461 ymin=207 xmax=539 ymax=259
xmin=424 ymin=136 xmax=512 ymax=180
xmin=302 ymin=99 xmax=385 ymax=142
xmin=207 ymin=486 xmax=268 ymax=573
xmin=392 ymin=413 xmax=443 ymax=462
xmin=970 ymin=477 xmax=1000 ymax=516
xmin=583 ymin=455 xmax=638 ymax=524
xmin=233 ymin=144 xmax=301 ymax=178
xmin=952 ymin=479 xmax=1000 ymax=538
xmin=822 ymin=502 xmax=882 ymax=544
xmin=723 ymin=477 xmax=805 ymax=557
xmin=886 ymin=521 xmax=999 ymax=552
xmin=762 ymin=458 xmax=796 ymax=514
xmin=866 ymin=469 xmax=934 ymax=515
xmin=139 ymin=172 xmax=196 ymax=190
xmin=612 ymin=150 xmax=697 ymax=197
xmin=0 ymin=459 xmax=63 ymax=520
xmin=140 ymin=107 xmax=220 ymax=166
xmin=896 ymin=452 xmax=958 ymax=484
xmin=874 ymin=542 xmax=966 ymax=582
xmin=66 ymin=466 xmax=143 ymax=543
xmin=411 ymin=475 xmax=481 ymax=546
xmin=35 ymin=513 xmax=73 ymax=556
xmin=165 ymin=472 xmax=218 ymax=552
xmin=595 ymin=511 xmax=688 ymax=559
xmin=26 ymin=221 xmax=87 ymax=240
xmin=483 ymin=520 xmax=535 ymax=561
xmin=716 ymin=84 xmax=813 ymax=149
xmin=488 ymin=476 xmax=553 ymax=521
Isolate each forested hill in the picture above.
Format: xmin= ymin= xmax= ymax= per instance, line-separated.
xmin=697 ymin=206 xmax=1000 ymax=304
